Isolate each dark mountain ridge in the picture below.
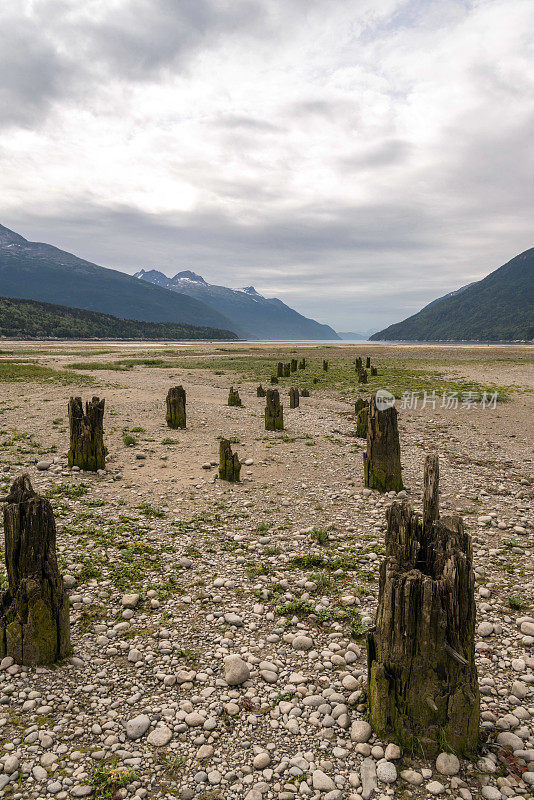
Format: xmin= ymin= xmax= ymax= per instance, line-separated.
xmin=0 ymin=224 xmax=236 ymax=332
xmin=371 ymin=248 xmax=534 ymax=342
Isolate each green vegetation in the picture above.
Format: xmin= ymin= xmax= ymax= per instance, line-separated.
xmin=0 ymin=359 xmax=93 ymax=385
xmin=87 ymin=761 xmax=137 ymax=799
xmin=0 ymin=295 xmax=237 ymax=340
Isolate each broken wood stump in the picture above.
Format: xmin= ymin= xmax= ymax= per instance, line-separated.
xmin=356 ymin=407 xmax=369 ymax=438
xmin=322 ymin=360 xmax=328 ymax=371
xmin=228 ymin=386 xmax=242 ymax=407
xmin=265 ymin=389 xmax=284 ymax=431
xmin=270 ymin=376 xmax=278 ymax=384
xmin=277 ymin=362 xmax=284 ymax=377
xmin=0 ymin=475 xmax=70 ymax=665
xmin=301 ymin=388 xmax=310 ymax=397
xmin=363 ymin=394 xmax=403 ymax=492
xmin=257 ymin=385 xmax=266 ymax=397
xmin=283 ymin=363 xmax=291 ymax=377
xmin=358 ymin=369 xmax=368 ymax=384
xmin=370 ymin=366 xmax=378 ymax=376
xmin=355 ymin=397 xmax=367 ymax=415
xmin=367 ymin=454 xmax=479 ymax=757
xmin=290 ymin=359 xmax=298 ymax=372
xmin=355 ymin=357 xmax=362 ymax=371
xmin=366 ymin=356 xmax=371 ymax=368
xmin=299 ymin=358 xmax=306 ymax=369
xmin=166 ymin=386 xmax=186 ymax=429
xmin=218 ymin=439 xmax=241 ymax=482
xmin=289 ymin=387 xmax=300 ymax=408
xmin=68 ymin=396 xmax=106 ymax=471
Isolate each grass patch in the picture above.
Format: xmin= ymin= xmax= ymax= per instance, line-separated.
xmin=0 ymin=360 xmax=94 ymax=385
xmin=87 ymin=761 xmax=137 ymax=799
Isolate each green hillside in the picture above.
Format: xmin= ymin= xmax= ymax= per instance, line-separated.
xmin=371 ymin=248 xmax=534 ymax=342
xmin=0 ymin=296 xmax=237 ymax=340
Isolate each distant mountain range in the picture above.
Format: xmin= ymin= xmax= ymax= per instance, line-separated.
xmin=336 ymin=331 xmax=376 ymax=340
xmin=371 ymin=248 xmax=534 ymax=342
xmin=0 ymin=223 xmax=339 ymax=340
xmin=134 ymin=269 xmax=339 ymax=340
xmin=0 ymin=295 xmax=236 ymax=340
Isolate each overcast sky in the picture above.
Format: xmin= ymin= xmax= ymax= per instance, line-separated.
xmin=1 ymin=0 xmax=533 ymax=331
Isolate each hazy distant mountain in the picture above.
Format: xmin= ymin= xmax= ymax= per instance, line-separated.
xmin=336 ymin=331 xmax=376 ymax=340
xmin=135 ymin=269 xmax=340 ymax=340
xmin=0 ymin=224 xmax=236 ymax=332
xmin=0 ymin=295 xmax=236 ymax=340
xmin=370 ymin=248 xmax=534 ymax=342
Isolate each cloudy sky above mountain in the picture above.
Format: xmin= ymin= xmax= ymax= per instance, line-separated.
xmin=1 ymin=0 xmax=533 ymax=330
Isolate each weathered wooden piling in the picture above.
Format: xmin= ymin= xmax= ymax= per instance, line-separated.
xmin=366 ymin=356 xmax=371 ymax=368
xmin=358 ymin=369 xmax=368 ymax=384
xmin=290 ymin=359 xmax=298 ymax=372
xmin=270 ymin=376 xmax=279 ymax=384
xmin=356 ymin=407 xmax=369 ymax=438
xmin=301 ymin=389 xmax=310 ymax=397
xmin=68 ymin=396 xmax=106 ymax=471
xmin=0 ymin=475 xmax=70 ymax=665
xmin=283 ymin=363 xmax=291 ymax=377
xmin=166 ymin=386 xmax=186 ymax=429
xmin=370 ymin=366 xmax=378 ymax=376
xmin=367 ymin=454 xmax=480 ymax=757
xmin=355 ymin=357 xmax=362 ymax=371
xmin=277 ymin=362 xmax=284 ymax=377
xmin=299 ymin=358 xmax=306 ymax=369
xmin=257 ymin=385 xmax=266 ymax=397
xmin=265 ymin=389 xmax=284 ymax=431
xmin=363 ymin=395 xmax=403 ymax=492
xmin=218 ymin=439 xmax=241 ymax=482
xmin=228 ymin=386 xmax=242 ymax=407
xmin=322 ymin=360 xmax=328 ymax=371
xmin=289 ymin=387 xmax=300 ymax=408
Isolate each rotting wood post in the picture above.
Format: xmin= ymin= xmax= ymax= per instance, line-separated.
xmin=323 ymin=360 xmax=329 ymax=371
xmin=355 ymin=357 xmax=362 ymax=371
xmin=363 ymin=394 xmax=403 ymax=492
xmin=358 ymin=369 xmax=368 ymax=384
xmin=289 ymin=387 xmax=300 ymax=409
xmin=218 ymin=439 xmax=241 ymax=482
xmin=366 ymin=356 xmax=371 ymax=368
xmin=0 ymin=475 xmax=70 ymax=665
xmin=228 ymin=386 xmax=242 ymax=407
xmin=68 ymin=396 xmax=107 ymax=471
xmin=265 ymin=389 xmax=284 ymax=431
xmin=367 ymin=455 xmax=480 ymax=757
xmin=257 ymin=385 xmax=266 ymax=397
xmin=270 ymin=376 xmax=278 ymax=384
xmin=166 ymin=386 xmax=186 ymax=429
xmin=301 ymin=388 xmax=310 ymax=397
xmin=299 ymin=358 xmax=306 ymax=369
xmin=283 ymin=363 xmax=291 ymax=377
xmin=371 ymin=366 xmax=378 ymax=376
xmin=291 ymin=359 xmax=298 ymax=372
xmin=355 ymin=398 xmax=370 ymax=439
xmin=277 ymin=362 xmax=284 ymax=377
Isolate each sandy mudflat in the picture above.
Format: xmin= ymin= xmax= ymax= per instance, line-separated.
xmin=0 ymin=342 xmax=532 ymax=799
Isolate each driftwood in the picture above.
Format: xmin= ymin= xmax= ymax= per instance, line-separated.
xmin=367 ymin=455 xmax=480 ymax=757
xmin=228 ymin=386 xmax=242 ymax=407
xmin=265 ymin=389 xmax=284 ymax=431
xmin=166 ymin=386 xmax=186 ymax=429
xmin=68 ymin=396 xmax=106 ymax=471
xmin=289 ymin=387 xmax=300 ymax=408
xmin=218 ymin=439 xmax=241 ymax=482
xmin=363 ymin=395 xmax=403 ymax=492
xmin=0 ymin=475 xmax=70 ymax=665
xmin=257 ymin=385 xmax=266 ymax=397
